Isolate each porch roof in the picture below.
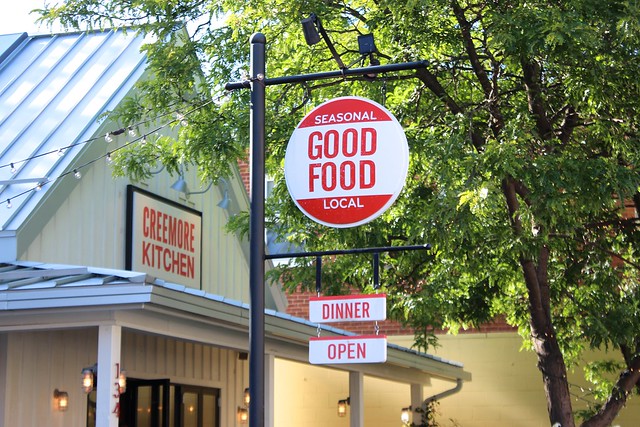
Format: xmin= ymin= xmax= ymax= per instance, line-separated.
xmin=0 ymin=260 xmax=471 ymax=384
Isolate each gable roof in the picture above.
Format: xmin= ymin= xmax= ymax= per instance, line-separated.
xmin=0 ymin=29 xmax=147 ymax=239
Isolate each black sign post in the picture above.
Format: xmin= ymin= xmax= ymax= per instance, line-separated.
xmin=226 ymin=32 xmax=430 ymax=427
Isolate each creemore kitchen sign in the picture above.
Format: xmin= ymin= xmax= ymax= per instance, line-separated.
xmin=126 ymin=186 xmax=202 ymax=288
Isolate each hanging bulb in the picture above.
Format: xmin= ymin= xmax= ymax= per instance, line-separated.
xmin=106 ymin=152 xmax=113 ymax=164
xmin=6 ymin=199 xmax=11 ymax=209
xmin=128 ymin=127 xmax=137 ymax=137
xmin=10 ymin=163 xmax=16 ymax=174
xmin=105 ymin=133 xmax=114 ymax=143
xmin=74 ymin=169 xmax=81 ymax=179
xmin=141 ymin=135 xmax=147 ymax=146
xmin=57 ymin=148 xmax=64 ymax=157
xmin=176 ymin=113 xmax=188 ymax=126
xmin=35 ymin=182 xmax=43 ymax=191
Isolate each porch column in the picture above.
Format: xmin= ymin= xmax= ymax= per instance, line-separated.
xmin=96 ymin=324 xmax=122 ymax=427
xmin=265 ymin=353 xmax=275 ymax=427
xmin=349 ymin=371 xmax=364 ymax=427
xmin=410 ymin=383 xmax=424 ymax=425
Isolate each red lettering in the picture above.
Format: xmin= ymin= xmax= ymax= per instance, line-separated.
xmin=342 ymin=128 xmax=358 ymax=157
xmin=309 ymin=163 xmax=321 ymax=192
xmin=308 ymin=131 xmax=323 ymax=160
xmin=306 ymin=127 xmax=378 ymax=159
xmin=321 ymin=162 xmax=337 ymax=191
xmin=161 ymin=212 xmax=168 ymax=243
xmin=357 ymin=342 xmax=366 ymax=358
xmin=189 ymin=223 xmax=195 ymax=253
xmin=340 ymin=161 xmax=356 ymax=190
xmin=360 ymin=160 xmax=375 ymax=189
xmin=362 ymin=302 xmax=370 ymax=318
xmin=361 ymin=127 xmax=377 ymax=155
xmin=324 ymin=130 xmax=340 ymax=158
xmin=143 ymin=207 xmax=150 ymax=237
xmin=149 ymin=209 xmax=157 ymax=240
xmin=142 ymin=241 xmax=152 ymax=266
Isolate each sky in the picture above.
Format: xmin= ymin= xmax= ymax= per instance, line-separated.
xmin=0 ymin=0 xmax=65 ymax=35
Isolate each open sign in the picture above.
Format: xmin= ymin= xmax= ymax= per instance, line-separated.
xmin=285 ymin=97 xmax=409 ymax=228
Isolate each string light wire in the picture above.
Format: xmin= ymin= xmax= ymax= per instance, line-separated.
xmin=0 ymin=96 xmax=219 ymax=209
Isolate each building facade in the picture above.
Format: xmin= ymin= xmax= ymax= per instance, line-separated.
xmin=0 ymin=29 xmax=470 ymax=427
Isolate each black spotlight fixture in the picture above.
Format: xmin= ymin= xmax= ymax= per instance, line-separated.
xmin=300 ymin=13 xmax=346 ymax=70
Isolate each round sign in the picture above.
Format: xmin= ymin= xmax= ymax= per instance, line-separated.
xmin=284 ymin=96 xmax=409 ymax=228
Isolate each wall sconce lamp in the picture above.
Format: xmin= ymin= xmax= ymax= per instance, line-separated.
xmin=243 ymin=387 xmax=251 ymax=406
xmin=171 ymin=177 xmax=214 ymax=196
xmin=401 ymin=406 xmax=412 ymax=424
xmin=170 ymin=164 xmax=214 ymax=197
xmin=337 ymin=397 xmax=350 ymax=417
xmin=117 ymin=364 xmax=127 ymax=394
xmin=81 ymin=365 xmax=97 ymax=394
xmin=301 ymin=13 xmax=346 ymax=70
xmin=217 ymin=177 xmax=231 ymax=210
xmin=53 ymin=389 xmax=69 ymax=411
xmin=237 ymin=406 xmax=248 ymax=424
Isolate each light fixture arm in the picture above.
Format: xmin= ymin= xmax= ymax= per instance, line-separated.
xmin=305 ymin=13 xmax=346 ymax=71
xmin=186 ymin=181 xmax=214 ymax=195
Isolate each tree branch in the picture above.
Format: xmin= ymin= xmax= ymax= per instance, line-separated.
xmin=415 ymin=67 xmax=485 ymax=151
xmin=521 ymin=58 xmax=555 ymax=140
xmin=580 ymin=354 xmax=640 ymax=427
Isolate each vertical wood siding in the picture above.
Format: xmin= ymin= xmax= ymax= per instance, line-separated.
xmin=20 ymin=135 xmax=251 ymax=304
xmin=3 ymin=329 xmax=248 ymax=427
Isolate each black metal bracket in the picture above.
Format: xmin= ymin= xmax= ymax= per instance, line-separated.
xmin=266 ymin=244 xmax=431 ymax=294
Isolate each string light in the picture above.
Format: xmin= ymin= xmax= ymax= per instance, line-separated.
xmin=0 ymin=96 xmax=219 ymax=209
xmin=106 ymin=152 xmax=113 ymax=164
xmin=141 ymin=135 xmax=147 ymax=146
xmin=0 ymin=97 xmax=215 ymax=173
xmin=128 ymin=127 xmax=137 ymax=137
xmin=105 ymin=133 xmax=114 ymax=143
xmin=176 ymin=112 xmax=188 ymax=126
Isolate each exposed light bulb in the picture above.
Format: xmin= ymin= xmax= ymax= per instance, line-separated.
xmin=105 ymin=133 xmax=114 ymax=143
xmin=6 ymin=199 xmax=11 ymax=209
xmin=35 ymin=182 xmax=43 ymax=191
xmin=128 ymin=127 xmax=137 ymax=137
xmin=57 ymin=148 xmax=64 ymax=157
xmin=176 ymin=113 xmax=188 ymax=126
xmin=141 ymin=135 xmax=147 ymax=145
xmin=10 ymin=163 xmax=16 ymax=174
xmin=74 ymin=169 xmax=81 ymax=179
xmin=106 ymin=152 xmax=113 ymax=164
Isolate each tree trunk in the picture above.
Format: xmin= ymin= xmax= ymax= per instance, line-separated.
xmin=503 ymin=177 xmax=576 ymax=426
xmin=530 ymin=322 xmax=575 ymax=427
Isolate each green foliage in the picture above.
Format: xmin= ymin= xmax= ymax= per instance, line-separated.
xmin=37 ymin=1 xmax=640 ymax=425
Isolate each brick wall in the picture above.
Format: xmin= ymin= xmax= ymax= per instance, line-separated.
xmin=237 ymin=158 xmax=250 ymax=196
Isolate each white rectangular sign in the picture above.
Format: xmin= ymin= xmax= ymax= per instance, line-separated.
xmin=309 ymin=335 xmax=387 ymax=365
xmin=309 ymin=294 xmax=386 ymax=323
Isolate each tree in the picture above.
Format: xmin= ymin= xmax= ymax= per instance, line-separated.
xmin=39 ymin=1 xmax=640 ymax=425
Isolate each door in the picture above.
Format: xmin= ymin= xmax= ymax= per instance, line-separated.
xmin=176 ymin=385 xmax=220 ymax=427
xmin=119 ymin=378 xmax=170 ymax=427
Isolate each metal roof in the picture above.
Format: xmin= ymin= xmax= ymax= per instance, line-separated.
xmin=0 ymin=260 xmax=469 ymax=381
xmin=0 ymin=29 xmax=147 ymax=232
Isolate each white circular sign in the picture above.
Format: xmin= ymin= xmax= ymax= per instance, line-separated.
xmin=284 ymin=96 xmax=409 ymax=228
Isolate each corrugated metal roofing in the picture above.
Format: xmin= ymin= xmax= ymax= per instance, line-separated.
xmin=0 ymin=29 xmax=147 ymax=232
